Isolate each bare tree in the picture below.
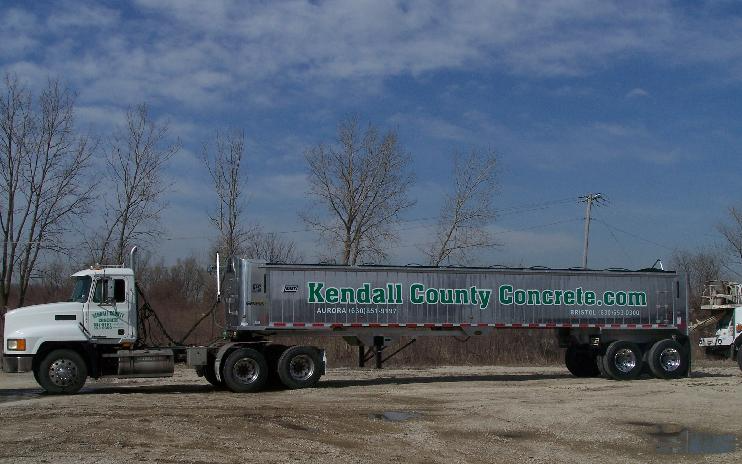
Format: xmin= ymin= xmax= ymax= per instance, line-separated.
xmin=718 ymin=206 xmax=742 ymax=262
xmin=670 ymin=247 xmax=725 ymax=311
xmin=202 ymin=129 xmax=248 ymax=260
xmin=303 ymin=117 xmax=414 ymax=265
xmin=89 ymin=104 xmax=179 ymax=264
xmin=245 ymin=228 xmax=304 ymax=263
xmin=425 ymin=149 xmax=498 ymax=266
xmin=0 ymin=75 xmax=94 ymax=308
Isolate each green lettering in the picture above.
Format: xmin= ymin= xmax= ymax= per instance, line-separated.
xmin=340 ymin=287 xmax=355 ymax=303
xmin=477 ymin=289 xmax=491 ymax=309
xmin=357 ymin=283 xmax=371 ymax=304
xmin=372 ymin=288 xmax=386 ymax=304
xmin=542 ymin=290 xmax=554 ymax=305
xmin=325 ymin=287 xmax=339 ymax=303
xmin=527 ymin=290 xmax=541 ymax=305
xmin=410 ymin=284 xmax=425 ymax=304
xmin=426 ymin=288 xmax=439 ymax=304
xmin=585 ymin=291 xmax=596 ymax=305
xmin=308 ymin=282 xmax=324 ymax=303
xmin=628 ymin=291 xmax=646 ymax=306
xmin=564 ymin=290 xmax=575 ymax=305
xmin=499 ymin=285 xmax=513 ymax=305
xmin=514 ymin=289 xmax=527 ymax=305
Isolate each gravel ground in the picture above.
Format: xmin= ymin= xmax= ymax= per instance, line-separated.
xmin=0 ymin=363 xmax=741 ymax=463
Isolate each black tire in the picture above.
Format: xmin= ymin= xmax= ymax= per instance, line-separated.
xmin=277 ymin=346 xmax=323 ymax=389
xmin=596 ymin=354 xmax=607 ymax=378
xmin=202 ymin=358 xmax=225 ymax=389
xmin=565 ymin=345 xmax=601 ymax=377
xmin=647 ymin=339 xmax=688 ymax=379
xmin=603 ymin=341 xmax=643 ymax=381
xmin=222 ymin=348 xmax=268 ymax=393
xmin=36 ymin=349 xmax=87 ymax=394
xmin=264 ymin=344 xmax=289 ymax=388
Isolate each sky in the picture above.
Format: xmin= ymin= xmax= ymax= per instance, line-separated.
xmin=2 ymin=0 xmax=742 ymax=271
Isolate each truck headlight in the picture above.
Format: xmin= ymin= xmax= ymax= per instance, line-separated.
xmin=6 ymin=339 xmax=26 ymax=351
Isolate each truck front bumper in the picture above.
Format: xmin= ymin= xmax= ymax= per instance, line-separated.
xmin=2 ymin=356 xmax=32 ymax=373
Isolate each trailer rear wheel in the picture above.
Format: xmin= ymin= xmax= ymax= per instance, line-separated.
xmin=277 ymin=346 xmax=323 ymax=389
xmin=596 ymin=354 xmax=607 ymax=377
xmin=647 ymin=339 xmax=687 ymax=379
xmin=565 ymin=345 xmax=601 ymax=377
xmin=222 ymin=348 xmax=268 ymax=393
xmin=264 ymin=344 xmax=289 ymax=388
xmin=603 ymin=341 xmax=643 ymax=381
xmin=36 ymin=349 xmax=88 ymax=394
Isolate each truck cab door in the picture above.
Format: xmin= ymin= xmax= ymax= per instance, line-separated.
xmin=85 ymin=276 xmax=135 ymax=341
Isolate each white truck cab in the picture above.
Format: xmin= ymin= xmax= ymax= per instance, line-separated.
xmin=3 ymin=250 xmax=174 ymax=393
xmin=698 ymin=281 xmax=742 ymax=369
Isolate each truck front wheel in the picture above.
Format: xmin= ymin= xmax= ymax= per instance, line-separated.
xmin=222 ymin=348 xmax=268 ymax=393
xmin=277 ymin=346 xmax=323 ymax=389
xmin=602 ymin=341 xmax=643 ymax=380
xmin=36 ymin=349 xmax=88 ymax=394
xmin=647 ymin=339 xmax=687 ymax=379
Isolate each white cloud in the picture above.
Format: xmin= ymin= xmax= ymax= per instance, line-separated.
xmin=626 ymin=87 xmax=650 ymax=98
xmin=3 ymin=0 xmax=741 ymax=110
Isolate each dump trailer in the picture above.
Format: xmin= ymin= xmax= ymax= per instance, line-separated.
xmin=2 ymin=250 xmax=691 ymax=394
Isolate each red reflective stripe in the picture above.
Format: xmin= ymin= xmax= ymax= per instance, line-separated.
xmin=389 ymin=323 xmax=400 ymax=328
xmin=273 ymin=322 xmax=286 ymax=327
xmin=331 ymin=323 xmax=342 ymax=328
xmin=442 ymin=323 xmax=454 ymax=328
xmin=478 ymin=323 xmax=488 ymax=327
xmin=292 ymin=322 xmax=305 ymax=327
xmin=424 ymin=323 xmax=435 ymax=328
xmin=642 ymin=324 xmax=652 ymax=328
xmin=312 ymin=323 xmax=325 ymax=327
xmin=495 ymin=323 xmax=506 ymax=328
xmin=528 ymin=323 xmax=539 ymax=328
xmin=545 ymin=323 xmax=556 ymax=328
xmin=511 ymin=323 xmax=523 ymax=328
xmin=461 ymin=323 xmax=471 ymax=328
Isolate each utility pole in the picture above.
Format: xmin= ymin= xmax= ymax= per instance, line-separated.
xmin=580 ymin=193 xmax=604 ymax=269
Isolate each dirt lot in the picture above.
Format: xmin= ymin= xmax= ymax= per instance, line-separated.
xmin=0 ymin=363 xmax=740 ymax=464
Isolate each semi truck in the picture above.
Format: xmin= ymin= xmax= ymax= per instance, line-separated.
xmin=697 ymin=280 xmax=742 ymax=370
xmin=3 ymin=248 xmax=694 ymax=394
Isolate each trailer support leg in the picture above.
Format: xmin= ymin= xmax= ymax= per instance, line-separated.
xmin=358 ymin=346 xmax=365 ymax=368
xmin=374 ymin=336 xmax=384 ymax=369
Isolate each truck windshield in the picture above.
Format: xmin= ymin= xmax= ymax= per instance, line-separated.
xmin=716 ymin=311 xmax=733 ymax=330
xmin=70 ymin=276 xmax=92 ymax=303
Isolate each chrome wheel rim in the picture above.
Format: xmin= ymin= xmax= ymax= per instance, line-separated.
xmin=48 ymin=358 xmax=79 ymax=387
xmin=289 ymin=354 xmax=315 ymax=381
xmin=232 ymin=358 xmax=259 ymax=384
xmin=614 ymin=348 xmax=637 ymax=373
xmin=659 ymin=347 xmax=681 ymax=372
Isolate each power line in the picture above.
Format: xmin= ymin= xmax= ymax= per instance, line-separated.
xmin=592 ymin=218 xmax=674 ymax=251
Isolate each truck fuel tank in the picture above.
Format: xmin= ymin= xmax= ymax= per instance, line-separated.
xmin=111 ymin=349 xmax=174 ymax=377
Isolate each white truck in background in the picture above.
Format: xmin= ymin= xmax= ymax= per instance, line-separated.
xmin=697 ymin=280 xmax=742 ymax=370
xmin=2 ymin=247 xmax=700 ymax=394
